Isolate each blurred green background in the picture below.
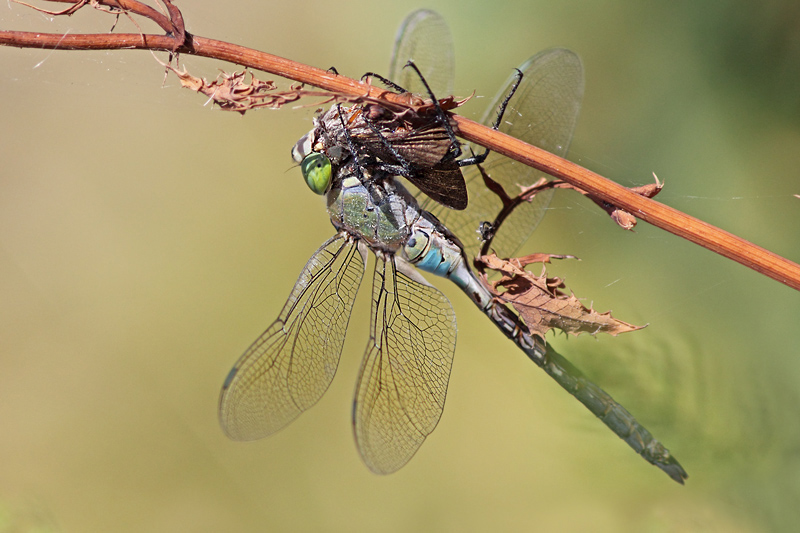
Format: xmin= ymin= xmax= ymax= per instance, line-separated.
xmin=2 ymin=1 xmax=799 ymax=531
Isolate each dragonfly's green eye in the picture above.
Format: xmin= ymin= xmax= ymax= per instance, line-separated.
xmin=300 ymin=153 xmax=332 ymax=195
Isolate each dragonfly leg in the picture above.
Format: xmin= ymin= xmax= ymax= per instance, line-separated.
xmin=457 ymin=68 xmax=524 ymax=167
xmin=360 ymin=118 xmax=416 ymax=178
xmin=361 ymin=71 xmax=408 ymax=93
xmin=402 ymin=60 xmax=464 ymax=157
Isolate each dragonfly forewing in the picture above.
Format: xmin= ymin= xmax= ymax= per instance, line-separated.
xmin=433 ymin=48 xmax=584 ymax=259
xmin=388 ymin=9 xmax=454 ymax=97
xmin=354 ymin=254 xmax=457 ymax=474
xmin=219 ymin=234 xmax=366 ymax=441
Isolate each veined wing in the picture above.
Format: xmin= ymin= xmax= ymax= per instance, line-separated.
xmin=350 ymin=120 xmax=453 ymax=169
xmin=347 ymin=114 xmax=468 ymax=210
xmin=388 ymin=9 xmax=454 ymax=97
xmin=354 ymin=254 xmax=457 ymax=474
xmin=219 ymin=234 xmax=366 ymax=441
xmin=434 ymin=48 xmax=584 ymax=259
xmin=385 ymin=9 xmax=465 ymax=210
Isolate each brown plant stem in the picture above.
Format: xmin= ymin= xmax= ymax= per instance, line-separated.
xmin=456 ymin=118 xmax=800 ymax=291
xmin=2 ymin=26 xmax=800 ymax=291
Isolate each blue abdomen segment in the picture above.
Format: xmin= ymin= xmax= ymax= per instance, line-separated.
xmin=414 ymin=244 xmax=455 ymax=277
xmin=403 ymin=224 xmax=495 ymax=311
xmin=403 ymin=227 xmax=479 ymax=294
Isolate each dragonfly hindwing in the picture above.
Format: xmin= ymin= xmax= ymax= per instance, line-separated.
xmin=219 ymin=233 xmax=366 ymax=441
xmin=354 ymin=254 xmax=456 ymax=474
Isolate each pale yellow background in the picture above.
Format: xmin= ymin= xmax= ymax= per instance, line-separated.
xmin=2 ymin=1 xmax=800 ymax=531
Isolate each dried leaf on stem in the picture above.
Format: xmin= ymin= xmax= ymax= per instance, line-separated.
xmin=477 ymin=254 xmax=644 ymax=340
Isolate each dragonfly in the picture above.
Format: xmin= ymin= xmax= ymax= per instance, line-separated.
xmin=218 ymin=9 xmax=687 ymax=483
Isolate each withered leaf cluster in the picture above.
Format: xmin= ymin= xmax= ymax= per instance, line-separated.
xmin=478 ymin=253 xmax=644 ymax=340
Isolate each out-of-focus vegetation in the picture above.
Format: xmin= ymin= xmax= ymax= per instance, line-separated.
xmin=1 ymin=1 xmax=798 ymax=531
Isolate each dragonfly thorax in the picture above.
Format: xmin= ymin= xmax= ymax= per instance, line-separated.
xmin=327 ymin=166 xmax=417 ymax=252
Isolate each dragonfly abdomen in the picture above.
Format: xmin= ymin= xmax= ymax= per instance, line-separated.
xmin=402 ymin=216 xmax=498 ymax=313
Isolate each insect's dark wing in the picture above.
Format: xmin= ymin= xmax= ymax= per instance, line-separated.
xmin=360 ymin=10 xmax=465 ymax=210
xmin=433 ymin=49 xmax=584 ymax=258
xmin=219 ymin=234 xmax=365 ymax=441
xmin=389 ymin=9 xmax=454 ymax=97
xmin=353 ymin=255 xmax=457 ymax=474
xmin=347 ymin=114 xmax=468 ymax=210
xmin=403 ymin=160 xmax=467 ymax=210
xmin=351 ymin=121 xmax=453 ymax=169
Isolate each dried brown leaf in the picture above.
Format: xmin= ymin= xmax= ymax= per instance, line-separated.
xmin=513 ymin=252 xmax=579 ymax=265
xmin=630 ymin=174 xmax=664 ymax=199
xmin=478 ymin=253 xmax=644 ymax=339
xmin=535 ymin=173 xmax=664 ymax=231
xmin=159 ymin=59 xmax=471 ymax=117
xmin=162 ymin=65 xmax=312 ymax=113
xmin=609 ymin=208 xmax=638 ymax=230
xmin=591 ymin=174 xmax=663 ymax=230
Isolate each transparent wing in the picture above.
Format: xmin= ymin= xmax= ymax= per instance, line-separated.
xmin=354 ymin=255 xmax=457 ymax=474
xmin=388 ymin=9 xmax=455 ymax=97
xmin=219 ymin=234 xmax=366 ymax=441
xmin=434 ymin=48 xmax=584 ymax=259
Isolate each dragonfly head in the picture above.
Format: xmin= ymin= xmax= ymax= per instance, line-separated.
xmin=299 ymin=152 xmax=333 ymax=195
xmin=293 ymin=120 xmax=347 ymax=195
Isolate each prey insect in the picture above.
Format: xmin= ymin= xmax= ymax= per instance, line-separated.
xmin=293 ymin=62 xmax=522 ymax=210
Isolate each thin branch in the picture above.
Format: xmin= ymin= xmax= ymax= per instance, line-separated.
xmin=13 ymin=0 xmax=176 ymax=33
xmin=456 ymin=118 xmax=800 ymax=290
xmin=2 ymin=2 xmax=800 ymax=291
